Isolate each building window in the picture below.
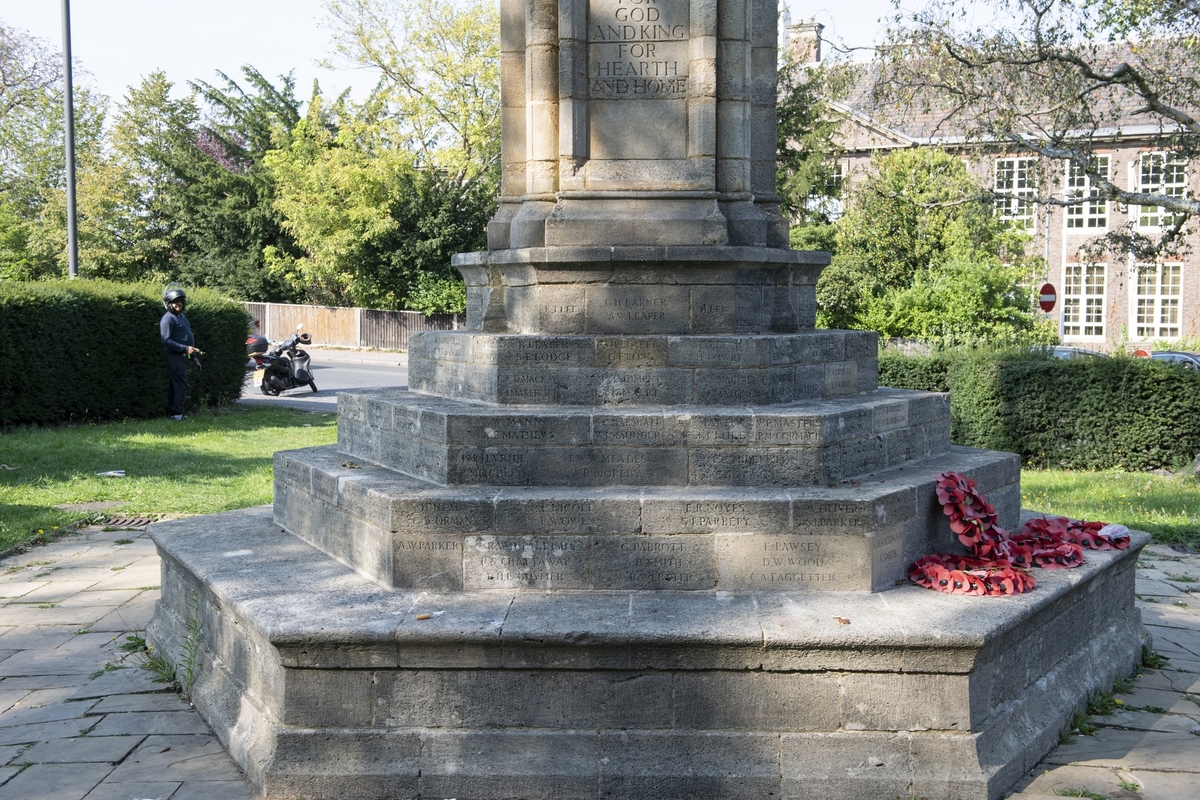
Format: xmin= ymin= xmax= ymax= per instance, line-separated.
xmin=995 ymin=157 xmax=1037 ymax=230
xmin=1062 ymin=263 xmax=1106 ymax=337
xmin=1136 ymin=153 xmax=1187 ymax=228
xmin=1134 ymin=262 xmax=1182 ymax=339
xmin=1065 ymin=156 xmax=1109 ymax=229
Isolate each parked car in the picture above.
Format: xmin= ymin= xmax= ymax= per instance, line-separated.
xmin=1050 ymin=346 xmax=1109 ymax=359
xmin=1148 ymin=351 xmax=1200 ymax=370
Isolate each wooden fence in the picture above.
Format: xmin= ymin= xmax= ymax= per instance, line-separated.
xmin=245 ymin=303 xmax=458 ymax=350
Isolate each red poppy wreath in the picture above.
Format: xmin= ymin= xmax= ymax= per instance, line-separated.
xmin=908 ymin=471 xmax=1131 ymax=596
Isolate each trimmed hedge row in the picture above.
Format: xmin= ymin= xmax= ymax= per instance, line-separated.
xmin=0 ymin=281 xmax=250 ymax=426
xmin=880 ymin=350 xmax=1200 ymax=470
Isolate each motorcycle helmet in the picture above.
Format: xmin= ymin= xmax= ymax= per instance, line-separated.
xmin=162 ymin=282 xmax=187 ymax=310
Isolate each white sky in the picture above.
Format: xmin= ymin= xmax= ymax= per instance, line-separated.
xmin=1 ymin=0 xmax=909 ymax=107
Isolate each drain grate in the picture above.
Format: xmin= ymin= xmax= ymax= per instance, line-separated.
xmin=96 ymin=516 xmax=158 ymax=530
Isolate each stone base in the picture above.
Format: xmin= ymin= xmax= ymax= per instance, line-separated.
xmin=450 ymin=246 xmax=828 ymax=334
xmin=274 ymin=444 xmax=1016 ymax=593
xmin=148 ymin=507 xmax=1148 ymax=800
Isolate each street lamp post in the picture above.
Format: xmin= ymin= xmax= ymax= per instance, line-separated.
xmin=61 ymin=0 xmax=79 ymax=279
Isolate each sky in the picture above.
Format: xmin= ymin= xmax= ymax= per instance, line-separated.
xmin=0 ymin=0 xmax=910 ymax=107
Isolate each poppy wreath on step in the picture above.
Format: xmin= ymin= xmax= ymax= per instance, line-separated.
xmin=908 ymin=471 xmax=1131 ymax=596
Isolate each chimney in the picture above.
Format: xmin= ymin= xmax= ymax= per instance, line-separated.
xmin=788 ymin=19 xmax=824 ymax=64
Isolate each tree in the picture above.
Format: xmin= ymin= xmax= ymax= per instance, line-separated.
xmin=776 ymin=52 xmax=857 ymax=236
xmin=107 ymin=72 xmax=199 ymax=278
xmin=164 ymin=67 xmax=305 ymax=301
xmin=874 ymin=0 xmax=1200 ymax=260
xmin=0 ymin=23 xmax=59 ymax=122
xmin=322 ymin=0 xmax=500 ymax=187
xmin=818 ymin=148 xmax=1053 ymax=347
xmin=264 ymin=94 xmax=487 ymax=310
xmin=0 ymin=23 xmax=109 ymax=279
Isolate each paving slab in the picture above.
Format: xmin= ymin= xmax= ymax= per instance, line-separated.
xmin=171 ymin=780 xmax=260 ymax=800
xmin=1044 ymin=721 xmax=1200 ymax=771
xmin=0 ymin=605 xmax=102 ymax=628
xmin=86 ymin=693 xmax=190 ymax=715
xmin=88 ymin=595 xmax=158 ymax=633
xmin=68 ymin=666 xmax=171 ymax=701
xmin=88 ymin=711 xmax=213 ymax=737
xmin=18 ymin=582 xmax=105 ymax=603
xmin=56 ymin=590 xmax=142 ymax=609
xmin=0 ymin=581 xmax=49 ymax=599
xmin=1112 ymin=685 xmax=1200 ymax=717
xmin=0 ymin=689 xmax=25 ymax=716
xmin=0 ymin=744 xmax=24 ymax=765
xmin=19 ymin=735 xmax=144 ymax=764
xmin=0 ymin=674 xmax=85 ymax=692
xmin=0 ymin=716 xmax=100 ymax=746
xmin=1100 ymin=707 xmax=1200 ymax=735
xmin=1126 ymin=768 xmax=1200 ymax=799
xmin=0 ymin=762 xmax=112 ymax=800
xmin=1013 ymin=763 xmax=1143 ymax=798
xmin=1161 ymin=669 xmax=1200 ymax=694
xmin=0 ymin=627 xmax=77 ymax=651
xmin=105 ymin=735 xmax=247 ymax=784
xmin=0 ymin=687 xmax=94 ymax=728
xmin=81 ymin=779 xmax=181 ymax=800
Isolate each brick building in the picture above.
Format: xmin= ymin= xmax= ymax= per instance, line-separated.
xmin=788 ymin=22 xmax=1200 ymax=351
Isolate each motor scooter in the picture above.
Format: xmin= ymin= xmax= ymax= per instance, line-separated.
xmin=256 ymin=325 xmax=317 ymax=395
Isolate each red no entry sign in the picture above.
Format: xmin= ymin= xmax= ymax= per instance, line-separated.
xmin=1039 ymin=283 xmax=1056 ymax=312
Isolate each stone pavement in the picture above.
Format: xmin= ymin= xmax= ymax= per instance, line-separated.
xmin=1004 ymin=542 xmax=1200 ymax=800
xmin=0 ymin=526 xmax=256 ymax=800
xmin=0 ymin=526 xmax=1197 ymax=800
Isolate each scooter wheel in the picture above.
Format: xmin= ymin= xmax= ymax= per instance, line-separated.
xmin=308 ymin=381 xmax=318 ymax=393
xmin=261 ymin=379 xmax=280 ymax=397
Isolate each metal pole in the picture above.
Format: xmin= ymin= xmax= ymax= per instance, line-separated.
xmin=61 ymin=0 xmax=79 ymax=278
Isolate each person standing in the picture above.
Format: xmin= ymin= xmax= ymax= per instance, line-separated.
xmin=160 ymin=285 xmax=198 ymax=420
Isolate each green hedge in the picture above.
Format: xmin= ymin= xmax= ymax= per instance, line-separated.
xmin=0 ymin=281 xmax=250 ymax=426
xmin=880 ymin=350 xmax=1200 ymax=470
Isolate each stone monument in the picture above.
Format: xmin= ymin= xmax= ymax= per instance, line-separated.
xmin=147 ymin=0 xmax=1148 ymax=797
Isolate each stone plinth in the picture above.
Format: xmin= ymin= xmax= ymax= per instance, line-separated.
xmin=453 ymin=247 xmax=826 ymax=333
xmin=406 ymin=330 xmax=878 ymax=405
xmin=146 ymin=0 xmax=1148 ymax=796
xmin=148 ymin=508 xmax=1147 ymax=800
xmin=274 ymin=443 xmax=1012 ymax=593
xmin=333 ymin=387 xmax=944 ymax=485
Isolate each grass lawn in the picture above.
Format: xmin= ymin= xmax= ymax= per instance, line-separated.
xmin=0 ymin=405 xmax=337 ymax=555
xmin=3 ymin=408 xmax=1197 ymax=556
xmin=1021 ymin=468 xmax=1200 ymax=550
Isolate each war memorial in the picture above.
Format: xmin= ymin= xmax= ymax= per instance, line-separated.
xmin=147 ymin=0 xmax=1149 ymax=796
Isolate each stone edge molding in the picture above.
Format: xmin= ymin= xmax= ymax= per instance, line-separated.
xmin=148 ymin=507 xmax=1148 ymax=800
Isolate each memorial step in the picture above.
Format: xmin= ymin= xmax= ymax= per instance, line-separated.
xmin=273 ymin=443 xmax=1020 ymax=592
xmin=336 ymin=387 xmax=949 ymax=487
xmin=407 ymin=329 xmax=879 ymax=405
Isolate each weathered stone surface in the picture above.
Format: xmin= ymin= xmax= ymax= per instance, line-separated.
xmin=147 ymin=508 xmax=1148 ymax=800
xmin=142 ymin=2 xmax=1151 ymax=798
xmin=271 ymin=445 xmax=1018 ymax=591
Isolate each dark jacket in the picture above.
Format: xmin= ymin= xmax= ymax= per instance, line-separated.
xmin=160 ymin=310 xmax=194 ymax=356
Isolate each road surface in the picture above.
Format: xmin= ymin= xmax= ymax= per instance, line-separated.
xmin=237 ymin=348 xmax=408 ymax=413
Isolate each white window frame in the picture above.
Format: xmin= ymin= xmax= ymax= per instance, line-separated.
xmin=1134 ymin=153 xmax=1187 ymax=229
xmin=1132 ymin=262 xmax=1183 ymax=340
xmin=995 ymin=157 xmax=1037 ymax=230
xmin=1061 ymin=262 xmax=1106 ymax=339
xmin=1064 ymin=156 xmax=1109 ymax=230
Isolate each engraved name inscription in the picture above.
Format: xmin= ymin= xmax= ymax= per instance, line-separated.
xmin=589 ymin=0 xmax=689 ymax=99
